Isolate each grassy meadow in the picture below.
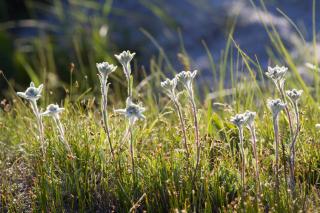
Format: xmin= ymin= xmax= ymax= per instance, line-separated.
xmin=1 ymin=1 xmax=320 ymax=212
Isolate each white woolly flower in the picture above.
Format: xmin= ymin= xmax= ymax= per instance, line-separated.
xmin=115 ymin=97 xmax=145 ymax=125
xmin=96 ymin=62 xmax=117 ymax=80
xmin=265 ymin=65 xmax=288 ymax=90
xmin=41 ymin=104 xmax=64 ymax=118
xmin=267 ymin=99 xmax=286 ymax=118
xmin=161 ymin=78 xmax=177 ymax=99
xmin=17 ymin=82 xmax=43 ymax=101
xmin=175 ymin=70 xmax=197 ymax=93
xmin=114 ymin=50 xmax=136 ymax=78
xmin=244 ymin=110 xmax=256 ymax=128
xmin=230 ymin=113 xmax=248 ymax=129
xmin=286 ymin=89 xmax=303 ymax=103
xmin=316 ymin=124 xmax=320 ymax=130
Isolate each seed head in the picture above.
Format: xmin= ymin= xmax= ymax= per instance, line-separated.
xmin=17 ymin=82 xmax=43 ymax=101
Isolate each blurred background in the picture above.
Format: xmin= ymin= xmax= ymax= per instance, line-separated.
xmin=0 ymin=0 xmax=319 ymax=100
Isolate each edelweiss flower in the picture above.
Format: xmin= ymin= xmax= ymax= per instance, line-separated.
xmin=41 ymin=104 xmax=64 ymax=118
xmin=115 ymin=50 xmax=136 ymax=78
xmin=175 ymin=70 xmax=197 ymax=91
xmin=115 ymin=97 xmax=145 ymax=125
xmin=244 ymin=110 xmax=256 ymax=128
xmin=265 ymin=65 xmax=288 ymax=90
xmin=161 ymin=78 xmax=177 ymax=99
xmin=286 ymin=89 xmax=303 ymax=103
xmin=17 ymin=82 xmax=43 ymax=101
xmin=230 ymin=113 xmax=248 ymax=129
xmin=267 ymin=99 xmax=286 ymax=118
xmin=96 ymin=62 xmax=117 ymax=80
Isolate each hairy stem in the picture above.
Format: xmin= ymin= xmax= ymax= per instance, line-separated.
xmin=101 ymin=79 xmax=115 ymax=160
xmin=249 ymin=126 xmax=260 ymax=193
xmin=129 ymin=126 xmax=135 ymax=188
xmin=239 ymin=127 xmax=245 ymax=191
xmin=190 ymin=90 xmax=200 ymax=185
xmin=289 ymin=102 xmax=300 ymax=195
xmin=53 ymin=115 xmax=72 ymax=156
xmin=30 ymin=100 xmax=45 ymax=156
xmin=273 ymin=116 xmax=280 ymax=198
xmin=173 ymin=99 xmax=189 ymax=159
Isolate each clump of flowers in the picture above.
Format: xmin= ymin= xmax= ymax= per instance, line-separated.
xmin=268 ymin=98 xmax=286 ymax=194
xmin=41 ymin=104 xmax=72 ymax=156
xmin=161 ymin=78 xmax=189 ymax=158
xmin=175 ymin=70 xmax=200 ymax=183
xmin=265 ymin=65 xmax=288 ymax=92
xmin=244 ymin=110 xmax=260 ymax=192
xmin=115 ymin=50 xmax=136 ymax=98
xmin=286 ymin=89 xmax=303 ymax=193
xmin=115 ymin=97 xmax=145 ymax=187
xmin=17 ymin=82 xmax=45 ymax=155
xmin=96 ymin=61 xmax=117 ymax=159
xmin=230 ymin=113 xmax=248 ymax=190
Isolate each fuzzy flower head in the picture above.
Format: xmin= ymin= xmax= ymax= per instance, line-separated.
xmin=114 ymin=50 xmax=136 ymax=78
xmin=17 ymin=82 xmax=43 ymax=101
xmin=96 ymin=62 xmax=117 ymax=81
xmin=230 ymin=113 xmax=248 ymax=129
xmin=175 ymin=70 xmax=197 ymax=93
xmin=265 ymin=65 xmax=288 ymax=90
xmin=244 ymin=110 xmax=256 ymax=128
xmin=161 ymin=78 xmax=177 ymax=99
xmin=286 ymin=89 xmax=303 ymax=103
xmin=267 ymin=99 xmax=286 ymax=118
xmin=115 ymin=97 xmax=145 ymax=125
xmin=41 ymin=104 xmax=64 ymax=117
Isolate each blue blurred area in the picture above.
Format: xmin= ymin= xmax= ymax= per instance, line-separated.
xmin=0 ymin=0 xmax=319 ymax=94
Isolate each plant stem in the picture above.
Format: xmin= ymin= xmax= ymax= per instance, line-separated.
xmin=190 ymin=91 xmax=200 ymax=186
xmin=173 ymin=99 xmax=189 ymax=159
xmin=124 ymin=64 xmax=132 ymax=98
xmin=249 ymin=126 xmax=260 ymax=193
xmin=30 ymin=100 xmax=45 ymax=156
xmin=129 ymin=126 xmax=135 ymax=188
xmin=101 ymin=80 xmax=115 ymax=160
xmin=289 ymin=102 xmax=300 ymax=196
xmin=238 ymin=127 xmax=245 ymax=191
xmin=53 ymin=115 xmax=72 ymax=156
xmin=272 ymin=115 xmax=280 ymax=198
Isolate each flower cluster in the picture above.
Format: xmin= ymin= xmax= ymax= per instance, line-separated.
xmin=286 ymin=89 xmax=303 ymax=103
xmin=96 ymin=62 xmax=117 ymax=83
xmin=17 ymin=82 xmax=43 ymax=101
xmin=230 ymin=110 xmax=256 ymax=129
xmin=41 ymin=104 xmax=64 ymax=118
xmin=160 ymin=78 xmax=178 ymax=100
xmin=267 ymin=99 xmax=286 ymax=118
xmin=115 ymin=97 xmax=145 ymax=125
xmin=115 ymin=50 xmax=136 ymax=79
xmin=175 ymin=70 xmax=198 ymax=95
xmin=265 ymin=65 xmax=288 ymax=91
